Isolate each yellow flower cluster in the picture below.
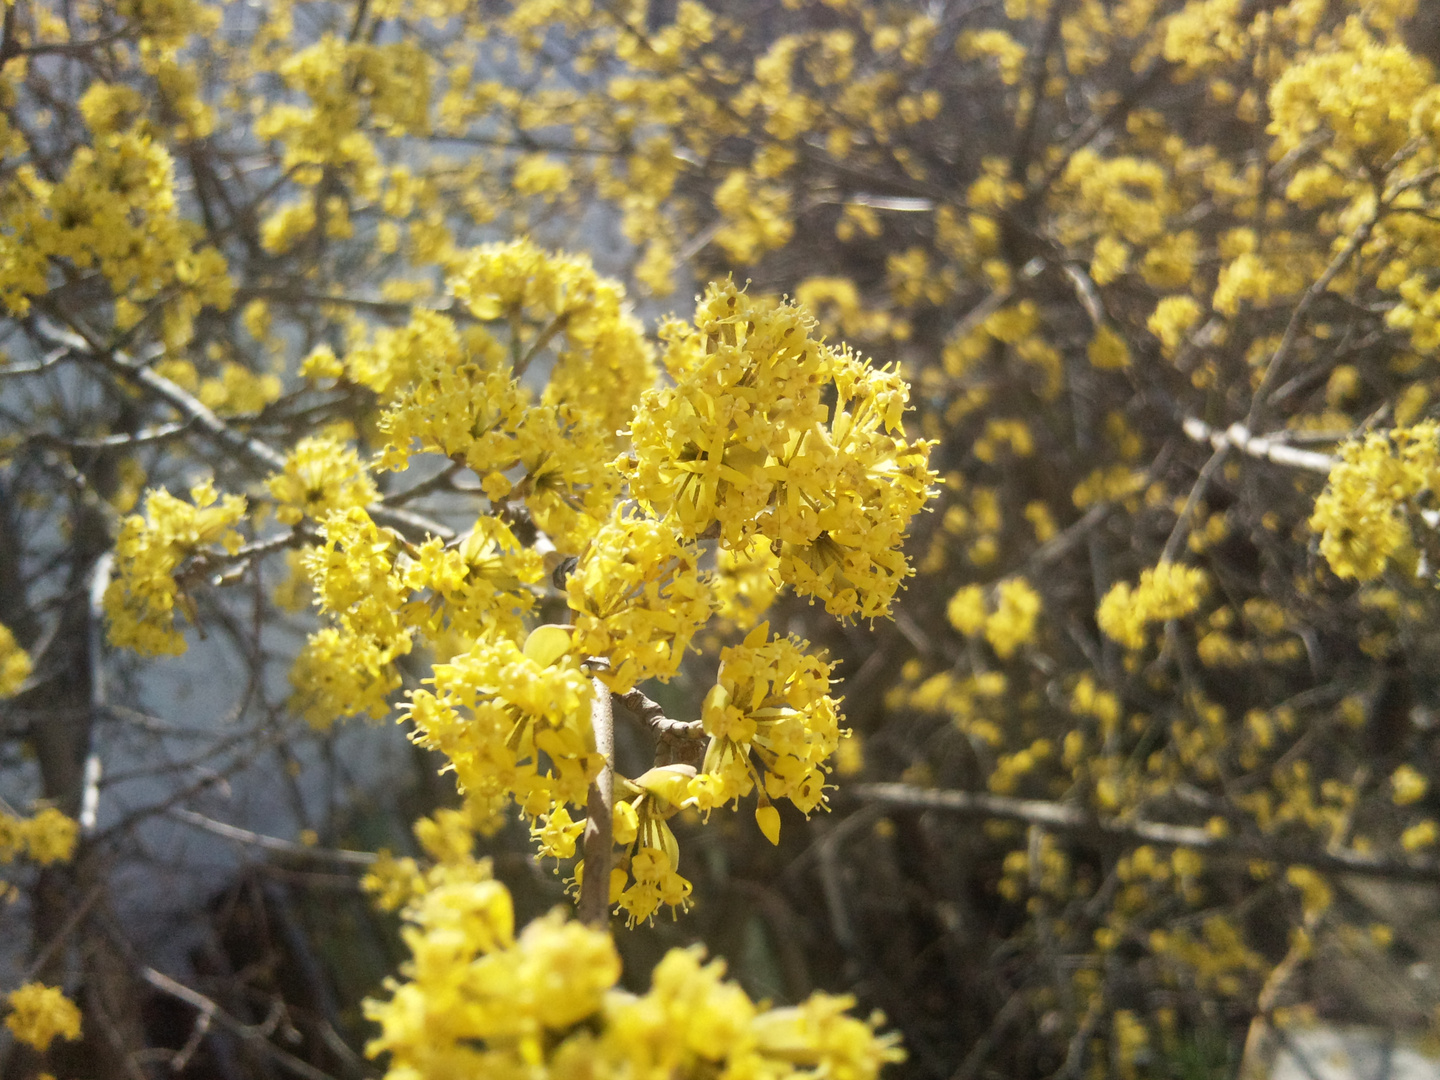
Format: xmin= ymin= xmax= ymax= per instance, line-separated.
xmin=1310 ymin=423 xmax=1440 ymax=581
xmin=1268 ymin=20 xmax=1431 ymax=170
xmin=566 ymin=515 xmax=712 ymax=695
xmin=291 ymin=510 xmax=537 ymax=726
xmin=1 ymin=109 xmax=231 ymax=344
xmin=267 ymin=434 xmax=379 ymax=526
xmin=625 ymin=280 xmax=935 ymax=620
xmin=946 ymin=578 xmax=1043 ymax=660
xmin=692 ymin=622 xmax=842 ymax=827
xmin=448 ymin=238 xmax=656 ymax=441
xmin=403 ymin=519 xmax=543 ymax=644
xmin=364 ymin=862 xmax=902 ymax=1080
xmin=1097 ymin=562 xmax=1209 ymax=650
xmin=5 ymin=983 xmax=81 ymax=1052
xmin=608 ymin=779 xmax=695 ymax=926
xmin=105 ymin=480 xmax=247 ymax=656
xmin=0 ymin=807 xmax=78 ymax=865
xmin=293 ymin=507 xmax=415 ymax=722
xmin=0 ymin=622 xmax=31 ymax=698
xmin=373 ymin=313 xmax=528 ymax=475
xmin=372 ymin=241 xmax=651 ymax=550
xmin=404 ymin=628 xmax=596 ymax=829
xmin=1393 ymin=764 xmax=1429 ymax=806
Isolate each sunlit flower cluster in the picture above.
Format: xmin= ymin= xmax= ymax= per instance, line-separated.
xmin=105 ymin=480 xmax=247 ymax=656
xmin=566 ymin=514 xmax=712 ymax=694
xmin=625 ymin=280 xmax=935 ymax=620
xmin=363 ymin=861 xmax=903 ymax=1080
xmin=1311 ymin=423 xmax=1440 ymax=581
xmin=404 ymin=628 xmax=597 ymax=830
xmin=267 ymin=434 xmax=379 ymax=526
xmin=691 ymin=623 xmax=841 ymax=829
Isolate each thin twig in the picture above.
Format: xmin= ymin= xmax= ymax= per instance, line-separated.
xmin=168 ymin=807 xmax=377 ymax=866
xmin=140 ymin=967 xmax=342 ymax=1080
xmin=32 ymin=318 xmax=454 ymax=540
xmin=514 ymin=312 xmax=568 ymax=380
xmin=1246 ymin=216 xmax=1377 ymax=430
xmin=1161 ymin=444 xmax=1230 ymax=564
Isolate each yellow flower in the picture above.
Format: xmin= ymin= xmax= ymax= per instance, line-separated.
xmin=365 ymin=872 xmax=903 ymax=1078
xmin=1392 ymin=764 xmax=1428 ymax=806
xmin=105 ymin=481 xmax=247 ymax=656
xmin=1098 ymin=562 xmax=1208 ymax=650
xmin=5 ymin=983 xmax=81 ymax=1052
xmin=624 ymin=281 xmax=935 ymax=620
xmin=693 ymin=622 xmax=840 ymax=824
xmin=1311 ymin=424 xmax=1440 ymax=582
xmin=985 ymin=578 xmax=1042 ymax=659
xmin=0 ymin=622 xmax=31 ymax=698
xmin=267 ymin=434 xmax=378 ymax=526
xmin=1147 ymin=295 xmax=1202 ymax=356
xmin=1087 ymin=324 xmax=1130 ymax=370
xmin=405 ymin=631 xmax=596 ymax=821
xmin=567 ymin=514 xmax=712 ymax=694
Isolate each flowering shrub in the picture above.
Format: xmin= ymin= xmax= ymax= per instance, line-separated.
xmin=8 ymin=0 xmax=1440 ymax=1076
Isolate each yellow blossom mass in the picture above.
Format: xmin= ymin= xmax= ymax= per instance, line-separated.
xmin=5 ymin=983 xmax=82 ymax=1052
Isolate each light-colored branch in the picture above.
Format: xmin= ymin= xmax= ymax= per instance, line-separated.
xmin=168 ymin=807 xmax=377 ymax=866
xmin=1182 ymin=417 xmax=1336 ymax=475
xmin=616 ymin=687 xmax=703 ymax=741
xmin=578 ymin=678 xmax=616 ymax=928
xmin=81 ymin=552 xmax=111 ymax=835
xmin=853 ymin=783 xmax=1440 ymax=884
xmin=35 ymin=318 xmax=288 ymax=474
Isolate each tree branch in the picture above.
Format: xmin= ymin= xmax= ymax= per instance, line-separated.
xmin=853 ymin=783 xmax=1440 ymax=884
xmin=168 ymin=807 xmax=378 ymax=866
xmin=31 ymin=317 xmax=454 ymax=540
xmin=616 ymin=687 xmax=704 ymax=741
xmin=140 ymin=967 xmax=343 ymax=1080
xmin=578 ymin=678 xmax=615 ymax=927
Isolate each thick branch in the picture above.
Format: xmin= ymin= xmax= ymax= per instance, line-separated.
xmin=616 ymin=687 xmax=704 ymax=741
xmin=853 ymin=783 xmax=1440 ymax=884
xmin=578 ymin=679 xmax=615 ymax=928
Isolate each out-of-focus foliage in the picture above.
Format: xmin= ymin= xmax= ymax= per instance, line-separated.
xmin=7 ymin=0 xmax=1440 ymax=1077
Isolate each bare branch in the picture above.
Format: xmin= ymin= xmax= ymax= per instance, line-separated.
xmin=167 ymin=807 xmax=378 ymax=867
xmin=853 ymin=783 xmax=1440 ymax=884
xmin=1182 ymin=417 xmax=1336 ymax=475
xmin=31 ymin=317 xmax=455 ymax=540
xmin=578 ymin=678 xmax=615 ymax=928
xmin=616 ymin=687 xmax=703 ymax=741
xmin=140 ymin=967 xmax=344 ymax=1080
